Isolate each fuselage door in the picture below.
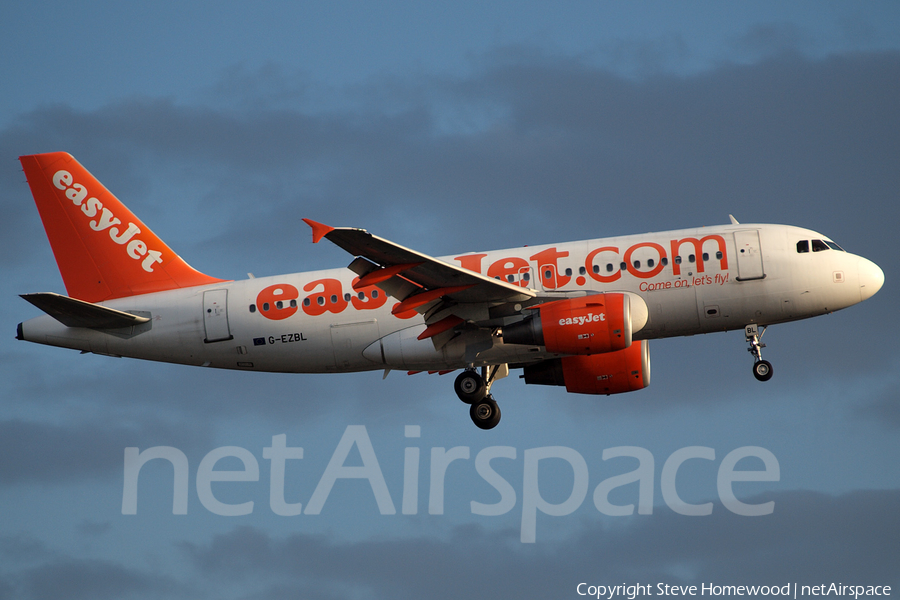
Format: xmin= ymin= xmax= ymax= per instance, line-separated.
xmin=734 ymin=230 xmax=766 ymax=281
xmin=538 ymin=264 xmax=559 ymax=290
xmin=203 ymin=289 xmax=233 ymax=343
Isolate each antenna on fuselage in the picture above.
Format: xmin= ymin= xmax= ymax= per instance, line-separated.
xmin=729 ymin=214 xmax=740 ymax=225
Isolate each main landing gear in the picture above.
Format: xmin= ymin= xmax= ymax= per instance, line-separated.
xmin=745 ymin=324 xmax=773 ymax=382
xmin=455 ymin=366 xmax=503 ymax=430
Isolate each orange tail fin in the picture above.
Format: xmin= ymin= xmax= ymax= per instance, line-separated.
xmin=20 ymin=152 xmax=227 ymax=302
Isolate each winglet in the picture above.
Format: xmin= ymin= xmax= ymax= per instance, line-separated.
xmin=302 ymin=219 xmax=335 ymax=244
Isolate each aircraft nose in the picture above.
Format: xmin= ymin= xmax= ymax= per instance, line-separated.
xmin=858 ymin=257 xmax=884 ymax=302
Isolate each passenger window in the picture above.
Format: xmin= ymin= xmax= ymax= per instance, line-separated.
xmin=605 ymin=264 xmax=613 ymax=273
xmin=303 ymin=298 xmax=311 ymax=307
xmin=565 ymin=268 xmax=572 ymax=277
xmin=688 ymin=254 xmax=695 ymax=263
xmin=812 ymin=239 xmax=829 ymax=252
xmin=290 ymin=299 xmax=297 ymax=308
xmin=620 ymin=262 xmax=627 ymax=271
xmin=249 ymin=304 xmax=256 ymax=313
xmin=647 ymin=259 xmax=655 ymax=268
xmin=661 ymin=257 xmax=668 ymax=266
xmin=593 ymin=265 xmax=600 ymax=274
xmin=633 ymin=260 xmax=641 ymax=269
xmin=507 ymin=274 xmax=515 ymax=283
xmin=344 ymin=293 xmax=351 ymax=302
xmin=702 ymin=252 xmax=709 ymax=261
xmin=715 ymin=251 xmax=723 ymax=260
xmin=522 ymin=272 xmax=530 ymax=281
xmin=579 ymin=266 xmax=586 ymax=275
xmin=796 ymin=240 xmax=809 ymax=253
xmin=674 ymin=256 xmax=682 ymax=264
xmin=276 ymin=301 xmax=283 ymax=309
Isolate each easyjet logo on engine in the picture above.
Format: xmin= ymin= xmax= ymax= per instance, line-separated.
xmin=559 ymin=313 xmax=605 ymax=327
xmin=52 ymin=170 xmax=164 ymax=273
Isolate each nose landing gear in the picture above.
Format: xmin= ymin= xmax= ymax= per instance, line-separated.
xmin=745 ymin=324 xmax=773 ymax=381
xmin=455 ymin=366 xmax=505 ymax=429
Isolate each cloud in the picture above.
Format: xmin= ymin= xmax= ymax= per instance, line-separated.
xmin=175 ymin=489 xmax=900 ymax=599
xmin=6 ymin=558 xmax=182 ymax=600
xmin=5 ymin=50 xmax=899 ymax=262
xmin=0 ymin=417 xmax=213 ymax=486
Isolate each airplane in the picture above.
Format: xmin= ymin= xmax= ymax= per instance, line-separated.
xmin=16 ymin=152 xmax=884 ymax=429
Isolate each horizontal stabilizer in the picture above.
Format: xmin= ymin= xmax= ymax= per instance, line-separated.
xmin=20 ymin=293 xmax=150 ymax=329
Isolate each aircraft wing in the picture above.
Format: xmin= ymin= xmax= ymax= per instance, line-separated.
xmin=303 ymin=219 xmax=535 ymax=316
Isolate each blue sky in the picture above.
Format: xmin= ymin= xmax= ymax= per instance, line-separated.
xmin=1 ymin=2 xmax=899 ymax=599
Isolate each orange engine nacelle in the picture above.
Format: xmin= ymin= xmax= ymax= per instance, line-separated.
xmin=522 ymin=339 xmax=651 ymax=395
xmin=503 ymin=293 xmax=632 ymax=355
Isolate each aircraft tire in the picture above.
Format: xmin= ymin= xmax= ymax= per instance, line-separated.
xmin=455 ymin=370 xmax=486 ymax=404
xmin=753 ymin=360 xmax=773 ymax=382
xmin=470 ymin=397 xmax=501 ymax=430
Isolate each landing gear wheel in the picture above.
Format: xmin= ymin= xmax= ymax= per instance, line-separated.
xmin=455 ymin=370 xmax=486 ymax=404
xmin=745 ymin=324 xmax=774 ymax=382
xmin=753 ymin=360 xmax=773 ymax=382
xmin=470 ymin=396 xmax=501 ymax=430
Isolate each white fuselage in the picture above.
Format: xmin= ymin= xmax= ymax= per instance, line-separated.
xmin=19 ymin=223 xmax=881 ymax=373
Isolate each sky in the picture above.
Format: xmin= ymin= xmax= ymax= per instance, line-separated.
xmin=1 ymin=2 xmax=899 ymax=599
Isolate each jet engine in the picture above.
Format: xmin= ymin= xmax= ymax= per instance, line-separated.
xmin=522 ymin=339 xmax=651 ymax=395
xmin=503 ymin=293 xmax=647 ymax=355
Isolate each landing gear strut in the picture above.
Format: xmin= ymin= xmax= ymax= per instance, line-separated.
xmin=745 ymin=324 xmax=773 ymax=382
xmin=455 ymin=366 xmax=504 ymax=429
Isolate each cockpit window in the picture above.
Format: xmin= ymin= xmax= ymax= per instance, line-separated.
xmin=811 ymin=239 xmax=830 ymax=252
xmin=825 ymin=241 xmax=845 ymax=251
xmin=796 ymin=240 xmax=809 ymax=253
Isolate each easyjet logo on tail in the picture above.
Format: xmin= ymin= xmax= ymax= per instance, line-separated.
xmin=52 ymin=170 xmax=164 ymax=273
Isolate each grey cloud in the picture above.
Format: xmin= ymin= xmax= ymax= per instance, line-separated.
xmin=178 ymin=489 xmax=900 ymax=599
xmin=0 ymin=534 xmax=48 ymax=565
xmin=8 ymin=558 xmax=181 ymax=600
xmin=76 ymin=520 xmax=112 ymax=537
xmin=0 ymin=417 xmax=212 ymax=486
xmin=731 ymin=24 xmax=810 ymax=59
xmin=5 ymin=51 xmax=899 ymax=257
xmin=0 ymin=534 xmax=184 ymax=600
xmin=855 ymin=388 xmax=900 ymax=429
